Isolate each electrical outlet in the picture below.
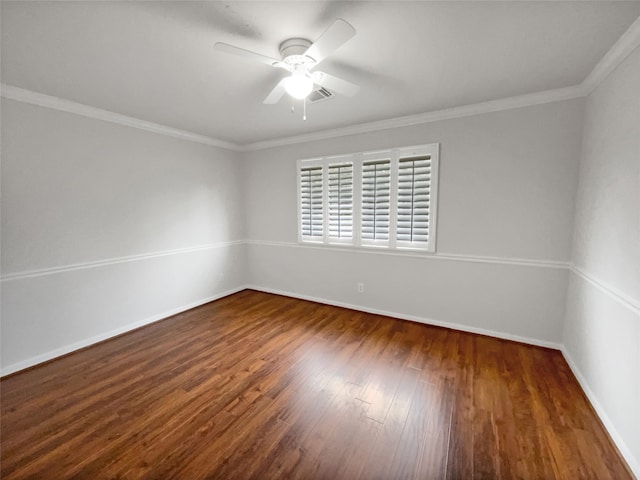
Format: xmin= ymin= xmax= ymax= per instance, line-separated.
xmin=357 ymin=282 xmax=364 ymax=293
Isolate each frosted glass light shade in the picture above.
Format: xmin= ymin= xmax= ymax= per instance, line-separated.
xmin=284 ymin=74 xmax=313 ymax=99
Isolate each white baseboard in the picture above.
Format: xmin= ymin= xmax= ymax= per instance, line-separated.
xmin=0 ymin=286 xmax=245 ymax=377
xmin=2 ymin=283 xmax=560 ymax=377
xmin=561 ymin=346 xmax=639 ymax=479
xmin=245 ymin=284 xmax=562 ymax=350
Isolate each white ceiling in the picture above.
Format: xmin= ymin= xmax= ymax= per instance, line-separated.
xmin=2 ymin=1 xmax=639 ymax=146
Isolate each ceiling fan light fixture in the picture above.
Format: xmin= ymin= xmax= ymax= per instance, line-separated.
xmin=284 ymin=73 xmax=313 ymax=99
xmin=215 ymin=18 xmax=358 ymax=105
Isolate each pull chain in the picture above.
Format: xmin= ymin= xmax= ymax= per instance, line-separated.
xmin=289 ymin=98 xmax=308 ymax=121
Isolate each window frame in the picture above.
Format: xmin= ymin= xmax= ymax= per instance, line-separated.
xmin=297 ymin=143 xmax=439 ymax=253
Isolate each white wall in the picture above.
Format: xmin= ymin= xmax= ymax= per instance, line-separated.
xmin=563 ymin=46 xmax=640 ymax=477
xmin=0 ymin=98 xmax=246 ymax=374
xmin=244 ymin=99 xmax=584 ymax=346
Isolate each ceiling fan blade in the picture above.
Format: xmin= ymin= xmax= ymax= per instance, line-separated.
xmin=214 ymin=42 xmax=281 ymax=68
xmin=313 ymin=72 xmax=359 ymax=97
xmin=304 ymin=18 xmax=356 ymax=66
xmin=263 ymin=78 xmax=288 ymax=104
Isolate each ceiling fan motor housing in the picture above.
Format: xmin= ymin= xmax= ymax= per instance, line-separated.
xmin=279 ymin=38 xmax=315 ymax=67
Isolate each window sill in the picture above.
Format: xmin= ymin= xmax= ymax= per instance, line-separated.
xmin=299 ymin=239 xmax=435 ymax=255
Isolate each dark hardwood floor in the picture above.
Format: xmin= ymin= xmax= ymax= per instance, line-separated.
xmin=1 ymin=290 xmax=632 ymax=479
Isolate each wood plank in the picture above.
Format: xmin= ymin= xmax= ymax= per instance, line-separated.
xmin=0 ymin=290 xmax=633 ymax=479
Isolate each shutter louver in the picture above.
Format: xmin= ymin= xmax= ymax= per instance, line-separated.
xmin=300 ymin=166 xmax=323 ymax=239
xmin=362 ymin=160 xmax=391 ymax=241
xmin=397 ymin=155 xmax=431 ymax=244
xmin=328 ymin=163 xmax=353 ymax=239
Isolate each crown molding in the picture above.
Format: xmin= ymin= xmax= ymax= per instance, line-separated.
xmin=241 ymin=14 xmax=640 ymax=152
xmin=582 ymin=15 xmax=640 ymax=95
xmin=240 ymin=85 xmax=586 ymax=151
xmin=2 ymin=15 xmax=637 ymax=153
xmin=0 ymin=84 xmax=241 ymax=152
xmin=1 ymin=81 xmax=584 ymax=154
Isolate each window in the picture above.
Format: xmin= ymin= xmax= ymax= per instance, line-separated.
xmin=297 ymin=143 xmax=439 ymax=252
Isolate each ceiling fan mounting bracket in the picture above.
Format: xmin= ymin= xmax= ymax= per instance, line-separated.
xmin=279 ymin=38 xmax=315 ymax=67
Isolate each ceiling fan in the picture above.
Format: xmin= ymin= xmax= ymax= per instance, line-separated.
xmin=214 ymin=18 xmax=359 ymax=105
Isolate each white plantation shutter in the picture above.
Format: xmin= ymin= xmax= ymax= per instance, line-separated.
xmin=298 ymin=143 xmax=438 ymax=251
xmin=300 ymin=166 xmax=323 ymax=239
xmin=328 ymin=163 xmax=353 ymax=239
xmin=397 ymin=155 xmax=431 ymax=244
xmin=361 ymin=160 xmax=391 ymax=242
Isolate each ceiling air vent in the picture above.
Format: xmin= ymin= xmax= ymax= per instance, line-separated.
xmin=308 ymin=87 xmax=334 ymax=103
